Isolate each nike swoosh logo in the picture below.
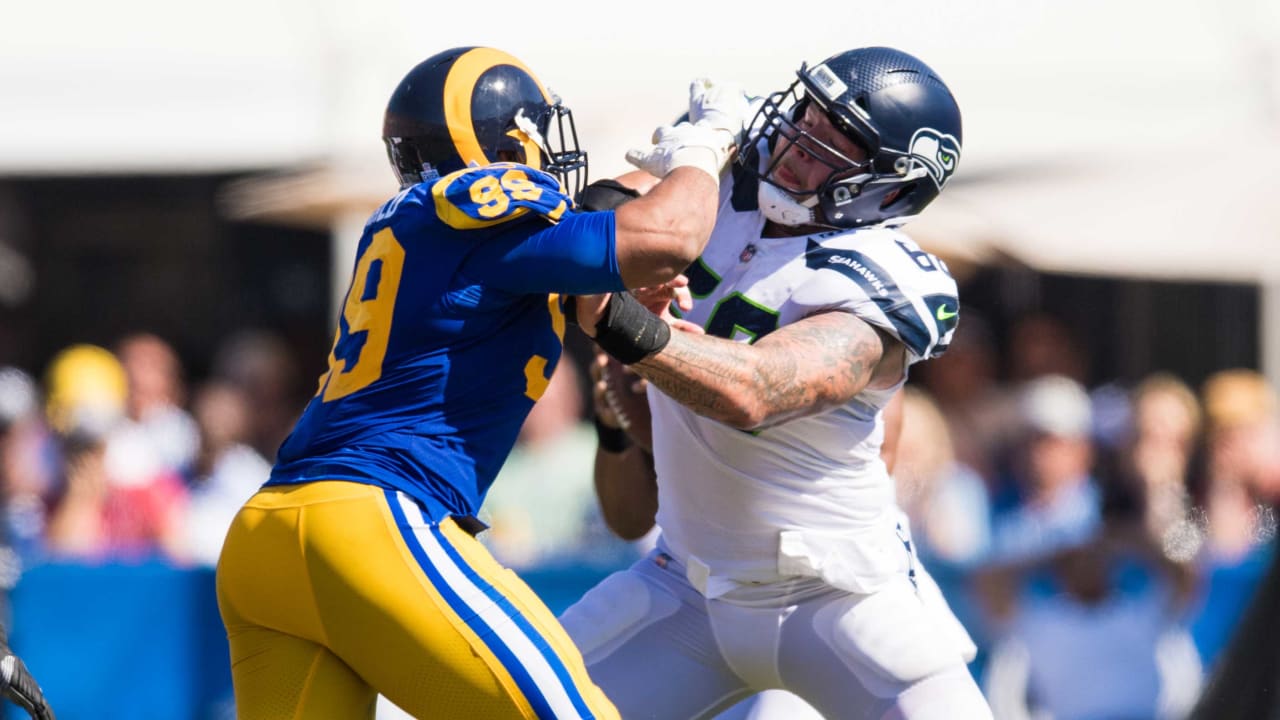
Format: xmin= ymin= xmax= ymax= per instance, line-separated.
xmin=936 ymin=304 xmax=958 ymax=321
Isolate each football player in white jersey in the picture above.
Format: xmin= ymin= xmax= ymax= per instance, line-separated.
xmin=585 ymin=349 xmax=906 ymax=720
xmin=562 ymin=47 xmax=993 ymax=719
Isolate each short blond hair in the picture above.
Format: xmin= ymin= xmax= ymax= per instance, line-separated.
xmin=1133 ymin=372 xmax=1202 ymax=434
xmin=1200 ymin=369 xmax=1276 ymax=432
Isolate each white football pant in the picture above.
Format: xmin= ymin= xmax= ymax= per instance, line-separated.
xmin=561 ymin=547 xmax=992 ymax=720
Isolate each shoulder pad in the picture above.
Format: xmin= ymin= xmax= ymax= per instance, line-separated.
xmin=431 ymin=163 xmax=570 ymax=230
xmin=801 ymin=235 xmax=959 ymax=360
xmin=577 ymin=179 xmax=640 ymax=212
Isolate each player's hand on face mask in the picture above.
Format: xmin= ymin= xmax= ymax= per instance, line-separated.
xmin=688 ymin=77 xmax=751 ymax=143
xmin=624 ymin=122 xmax=736 ymax=182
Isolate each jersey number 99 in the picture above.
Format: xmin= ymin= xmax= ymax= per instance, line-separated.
xmin=319 ymin=228 xmax=406 ymax=401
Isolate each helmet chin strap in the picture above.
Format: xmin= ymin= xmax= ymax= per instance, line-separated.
xmin=757 ymin=182 xmax=818 ymax=226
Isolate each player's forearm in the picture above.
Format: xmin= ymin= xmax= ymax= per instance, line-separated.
xmin=613 ymin=167 xmax=718 ymax=288
xmin=632 ymin=311 xmax=886 ymax=430
xmin=593 ymin=448 xmax=658 ymax=541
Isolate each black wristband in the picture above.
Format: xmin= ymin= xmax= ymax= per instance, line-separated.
xmin=594 ymin=415 xmax=633 ymax=453
xmin=594 ymin=292 xmax=671 ymax=365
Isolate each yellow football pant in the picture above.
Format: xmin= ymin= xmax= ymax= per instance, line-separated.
xmin=216 ymin=481 xmax=619 ymax=719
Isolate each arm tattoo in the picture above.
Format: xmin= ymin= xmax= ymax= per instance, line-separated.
xmin=632 ymin=311 xmax=889 ymax=429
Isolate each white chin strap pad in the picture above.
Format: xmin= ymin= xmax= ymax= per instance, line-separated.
xmin=758 ymin=182 xmax=816 ymax=226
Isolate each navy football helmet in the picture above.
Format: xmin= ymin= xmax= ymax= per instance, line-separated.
xmin=382 ymin=46 xmax=587 ymax=196
xmin=738 ymin=46 xmax=962 ymax=228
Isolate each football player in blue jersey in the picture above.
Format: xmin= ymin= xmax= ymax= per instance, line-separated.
xmin=215 ymin=46 xmax=745 ymax=720
xmin=560 ymin=48 xmax=994 ymax=718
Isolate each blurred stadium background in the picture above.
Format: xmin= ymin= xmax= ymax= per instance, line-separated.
xmin=1 ymin=0 xmax=1279 ymax=717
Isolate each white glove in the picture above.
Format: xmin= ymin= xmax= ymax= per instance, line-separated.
xmin=688 ymin=77 xmax=751 ymax=142
xmin=624 ymin=122 xmax=734 ymax=182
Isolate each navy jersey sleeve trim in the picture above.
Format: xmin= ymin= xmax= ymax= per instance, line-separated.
xmin=804 ymin=239 xmax=935 ymax=357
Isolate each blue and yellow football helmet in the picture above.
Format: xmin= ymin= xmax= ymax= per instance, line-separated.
xmin=382 ymin=46 xmax=588 ymax=197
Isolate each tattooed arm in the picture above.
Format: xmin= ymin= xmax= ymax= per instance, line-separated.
xmin=630 ymin=310 xmax=906 ymax=431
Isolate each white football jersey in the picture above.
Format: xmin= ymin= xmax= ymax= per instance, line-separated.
xmin=650 ymin=172 xmax=960 ymax=597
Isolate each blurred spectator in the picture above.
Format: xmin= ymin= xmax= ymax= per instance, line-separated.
xmin=115 ymin=332 xmax=199 ymax=477
xmin=979 ymin=465 xmax=1201 ymax=720
xmin=0 ymin=370 xmax=42 ymax=490
xmin=1186 ymin=388 xmax=1280 ymax=719
xmin=43 ymin=429 xmax=109 ymax=559
xmin=1194 ymin=369 xmax=1277 ymax=563
xmin=912 ymin=312 xmax=1016 ymax=483
xmin=210 ymin=330 xmax=305 ymax=463
xmin=988 ymin=374 xmax=1101 ymax=563
xmin=41 ymin=344 xmax=188 ymax=563
xmin=980 ymin=531 xmax=1202 ymax=719
xmin=895 ymin=386 xmax=992 ymax=567
xmin=1126 ymin=373 xmax=1204 ymax=562
xmin=43 ymin=344 xmax=127 ymax=439
xmin=1006 ymin=312 xmax=1089 ymax=385
xmin=0 ymin=368 xmax=49 ymax=602
xmin=1184 ymin=369 xmax=1279 ymax=668
xmin=183 ymin=380 xmax=271 ymax=567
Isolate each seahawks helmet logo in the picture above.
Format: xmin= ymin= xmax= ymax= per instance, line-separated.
xmin=908 ymin=128 xmax=961 ymax=188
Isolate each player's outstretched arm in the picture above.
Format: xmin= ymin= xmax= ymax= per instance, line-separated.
xmin=578 ymin=161 xmax=713 ymax=292
xmin=588 ymin=351 xmax=659 ymax=540
xmin=593 ymin=444 xmax=658 ymax=541
xmin=628 ymin=311 xmax=905 ymax=431
xmin=581 ymin=166 xmax=714 ymax=290
xmin=611 ymin=164 xmax=719 ymax=289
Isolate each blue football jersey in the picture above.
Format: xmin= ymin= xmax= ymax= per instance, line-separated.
xmin=269 ymin=163 xmax=623 ymax=520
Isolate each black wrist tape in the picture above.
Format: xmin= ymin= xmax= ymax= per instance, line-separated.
xmin=594 ymin=292 xmax=671 ymax=365
xmin=593 ymin=415 xmax=633 ymax=453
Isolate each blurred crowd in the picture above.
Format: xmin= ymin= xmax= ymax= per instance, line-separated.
xmin=900 ymin=311 xmax=1280 ymax=719
xmin=2 ymin=311 xmax=1278 ymax=719
xmin=0 ymin=329 xmax=306 ymax=579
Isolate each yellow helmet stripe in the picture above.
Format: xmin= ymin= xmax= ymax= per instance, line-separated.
xmin=444 ymin=48 xmax=553 ymax=167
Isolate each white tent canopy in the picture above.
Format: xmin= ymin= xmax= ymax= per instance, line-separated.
xmin=911 ymin=144 xmax=1280 ymax=283
xmin=3 ymin=0 xmax=1278 ymax=284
